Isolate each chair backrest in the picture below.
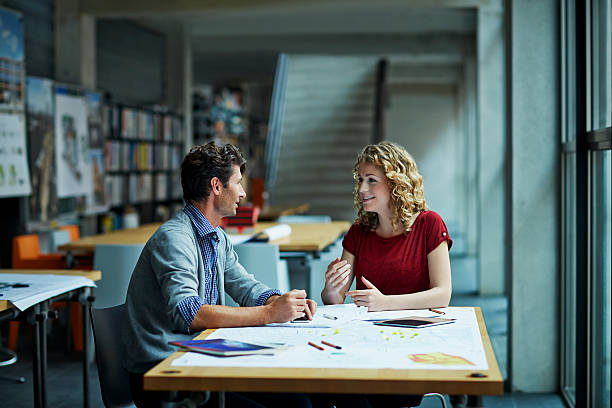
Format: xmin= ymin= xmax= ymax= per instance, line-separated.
xmin=90 ymin=304 xmax=134 ymax=408
xmin=225 ymin=243 xmax=289 ymax=307
xmin=93 ymin=244 xmax=145 ymax=308
xmin=12 ymin=235 xmax=41 ymax=264
xmin=60 ymin=224 xmax=80 ymax=241
xmin=49 ymin=230 xmax=71 ymax=252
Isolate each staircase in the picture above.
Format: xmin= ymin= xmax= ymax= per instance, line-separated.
xmin=268 ymin=55 xmax=379 ymax=221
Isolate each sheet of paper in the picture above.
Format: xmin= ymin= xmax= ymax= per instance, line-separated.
xmin=172 ymin=307 xmax=488 ymax=371
xmin=0 ymin=273 xmax=96 ymax=311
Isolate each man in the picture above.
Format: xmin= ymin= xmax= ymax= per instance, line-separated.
xmin=122 ymin=142 xmax=316 ymax=407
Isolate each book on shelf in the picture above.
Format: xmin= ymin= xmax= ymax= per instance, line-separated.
xmin=155 ymin=173 xmax=168 ymax=201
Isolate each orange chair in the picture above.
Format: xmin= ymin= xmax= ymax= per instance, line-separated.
xmin=9 ymin=234 xmax=85 ymax=352
xmin=12 ymin=234 xmax=67 ymax=270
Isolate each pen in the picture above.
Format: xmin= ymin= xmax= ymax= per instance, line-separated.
xmin=308 ymin=341 xmax=324 ymax=351
xmin=429 ymin=308 xmax=445 ymax=315
xmin=321 ymin=340 xmax=342 ymax=349
xmin=323 ymin=314 xmax=338 ymax=320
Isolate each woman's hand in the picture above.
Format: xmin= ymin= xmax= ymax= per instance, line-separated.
xmin=323 ymin=258 xmax=351 ymax=294
xmin=346 ymin=276 xmax=387 ymax=311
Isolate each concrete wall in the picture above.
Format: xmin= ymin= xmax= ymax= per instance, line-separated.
xmin=509 ymin=0 xmax=560 ymax=392
xmin=477 ymin=6 xmax=506 ymax=295
xmin=386 ymin=84 xmax=462 ymax=229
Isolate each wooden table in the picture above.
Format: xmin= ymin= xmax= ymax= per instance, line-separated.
xmin=58 ymin=221 xmax=351 ymax=254
xmin=0 ymin=269 xmax=101 ymax=408
xmin=143 ymin=307 xmax=503 ymax=397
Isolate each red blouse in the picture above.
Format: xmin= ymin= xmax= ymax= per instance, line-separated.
xmin=342 ymin=211 xmax=452 ymax=295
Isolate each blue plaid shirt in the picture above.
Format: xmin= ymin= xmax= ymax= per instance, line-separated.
xmin=177 ymin=203 xmax=281 ymax=327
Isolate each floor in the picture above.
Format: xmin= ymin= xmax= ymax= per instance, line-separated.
xmin=0 ymin=293 xmax=567 ymax=408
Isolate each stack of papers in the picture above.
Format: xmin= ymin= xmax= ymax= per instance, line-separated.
xmin=0 ymin=273 xmax=96 ymax=311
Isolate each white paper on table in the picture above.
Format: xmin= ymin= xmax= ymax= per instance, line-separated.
xmin=265 ymin=304 xmax=368 ymax=328
xmin=172 ymin=307 xmax=489 ymax=371
xmin=227 ymin=224 xmax=292 ymax=245
xmin=0 ymin=273 xmax=96 ymax=311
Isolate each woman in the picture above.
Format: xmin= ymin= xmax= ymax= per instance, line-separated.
xmin=316 ymin=142 xmax=452 ymax=408
xmin=322 ymin=141 xmax=452 ymax=310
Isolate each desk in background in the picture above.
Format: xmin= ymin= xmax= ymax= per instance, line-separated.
xmin=0 ymin=269 xmax=101 ymax=408
xmin=144 ymin=307 xmax=502 ymax=403
xmin=58 ymin=221 xmax=350 ymax=304
xmin=58 ymin=221 xmax=350 ymax=254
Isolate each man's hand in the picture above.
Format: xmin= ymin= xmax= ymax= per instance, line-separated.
xmin=303 ymin=299 xmax=317 ymax=320
xmin=346 ymin=276 xmax=387 ymax=311
xmin=266 ymin=289 xmax=313 ymax=323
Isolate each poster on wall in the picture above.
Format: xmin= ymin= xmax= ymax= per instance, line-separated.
xmin=83 ymin=91 xmax=108 ymax=212
xmin=85 ymin=91 xmax=103 ymax=149
xmin=84 ymin=149 xmax=108 ymax=212
xmin=0 ymin=7 xmax=25 ymax=111
xmin=0 ymin=113 xmax=31 ymax=197
xmin=55 ymin=88 xmax=92 ymax=198
xmin=26 ymin=76 xmax=57 ymax=221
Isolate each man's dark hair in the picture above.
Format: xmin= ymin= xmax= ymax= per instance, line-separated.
xmin=181 ymin=142 xmax=246 ymax=203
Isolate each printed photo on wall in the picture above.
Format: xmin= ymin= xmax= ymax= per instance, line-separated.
xmin=26 ymin=76 xmax=57 ymax=221
xmin=55 ymin=88 xmax=92 ymax=198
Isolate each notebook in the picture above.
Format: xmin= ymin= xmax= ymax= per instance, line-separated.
xmin=169 ymin=338 xmax=287 ymax=357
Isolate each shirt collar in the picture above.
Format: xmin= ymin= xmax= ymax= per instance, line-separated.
xmin=184 ymin=202 xmax=219 ymax=240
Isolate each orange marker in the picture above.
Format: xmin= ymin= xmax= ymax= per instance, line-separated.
xmin=321 ymin=340 xmax=342 ymax=350
xmin=308 ymin=341 xmax=324 ymax=351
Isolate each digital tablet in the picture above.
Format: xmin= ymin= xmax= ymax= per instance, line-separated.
xmin=373 ymin=316 xmax=455 ymax=329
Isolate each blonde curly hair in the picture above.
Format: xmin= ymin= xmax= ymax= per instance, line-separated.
xmin=353 ymin=141 xmax=428 ymax=232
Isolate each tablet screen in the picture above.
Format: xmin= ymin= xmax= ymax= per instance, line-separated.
xmin=373 ymin=316 xmax=455 ymax=328
xmin=384 ymin=319 xmax=433 ymax=327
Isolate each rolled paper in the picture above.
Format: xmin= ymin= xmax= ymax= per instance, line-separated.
xmin=262 ymin=224 xmax=292 ymax=241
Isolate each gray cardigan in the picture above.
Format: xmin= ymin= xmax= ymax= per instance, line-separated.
xmin=121 ymin=209 xmax=273 ymax=373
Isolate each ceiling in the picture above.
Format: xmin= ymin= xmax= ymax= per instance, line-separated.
xmin=88 ymin=1 xmax=489 ymax=85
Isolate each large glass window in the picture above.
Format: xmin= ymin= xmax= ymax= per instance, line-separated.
xmin=591 ymin=0 xmax=611 ymax=129
xmin=590 ymin=149 xmax=611 ymax=407
xmin=561 ymin=152 xmax=577 ymax=404
xmin=560 ymin=0 xmax=577 ymax=402
xmin=562 ymin=1 xmax=611 ymax=407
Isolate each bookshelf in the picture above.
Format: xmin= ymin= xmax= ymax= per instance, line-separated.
xmin=103 ymin=103 xmax=184 ymax=225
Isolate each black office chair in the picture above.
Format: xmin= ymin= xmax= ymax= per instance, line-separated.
xmin=91 ymin=304 xmax=135 ymax=408
xmin=0 ymin=346 xmax=26 ymax=384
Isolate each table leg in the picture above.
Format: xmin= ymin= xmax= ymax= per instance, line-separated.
xmin=31 ymin=304 xmax=42 ymax=408
xmin=38 ymin=302 xmax=49 ymax=408
xmin=81 ymin=288 xmax=93 ymax=408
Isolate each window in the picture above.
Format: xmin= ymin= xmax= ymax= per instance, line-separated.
xmin=562 ymin=1 xmax=611 ymax=407
xmin=590 ymin=150 xmax=611 ymax=407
